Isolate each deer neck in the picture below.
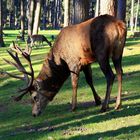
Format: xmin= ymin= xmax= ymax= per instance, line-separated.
xmin=35 ymin=51 xmax=70 ymax=100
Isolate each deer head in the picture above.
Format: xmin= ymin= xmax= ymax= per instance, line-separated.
xmin=3 ymin=42 xmax=50 ymax=117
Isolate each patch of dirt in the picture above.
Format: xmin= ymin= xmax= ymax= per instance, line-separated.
xmin=0 ymin=120 xmax=53 ymax=139
xmin=63 ymin=126 xmax=87 ymax=136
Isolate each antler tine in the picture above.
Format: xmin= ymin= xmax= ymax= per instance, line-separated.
xmin=4 ymin=42 xmax=34 ymax=100
xmin=10 ymin=42 xmax=29 ymax=61
xmin=12 ymin=42 xmax=34 ymax=88
xmin=3 ymin=71 xmax=24 ymax=80
xmin=3 ymin=58 xmax=20 ymax=69
xmin=12 ymin=91 xmax=29 ymax=101
xmin=15 ymin=42 xmax=34 ymax=87
xmin=11 ymin=42 xmax=32 ymax=65
xmin=14 ymin=43 xmax=34 ymax=92
xmin=16 ymin=42 xmax=34 ymax=89
xmin=0 ymin=68 xmax=24 ymax=80
xmin=10 ymin=41 xmax=23 ymax=55
xmin=6 ymin=50 xmax=31 ymax=76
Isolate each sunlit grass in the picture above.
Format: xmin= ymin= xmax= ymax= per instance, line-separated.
xmin=0 ymin=30 xmax=140 ymax=140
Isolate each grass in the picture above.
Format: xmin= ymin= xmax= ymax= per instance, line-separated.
xmin=0 ymin=30 xmax=140 ymax=140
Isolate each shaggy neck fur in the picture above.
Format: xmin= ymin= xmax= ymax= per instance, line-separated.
xmin=35 ymin=49 xmax=70 ymax=100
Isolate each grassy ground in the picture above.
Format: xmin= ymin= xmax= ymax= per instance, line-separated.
xmin=0 ymin=30 xmax=140 ymax=140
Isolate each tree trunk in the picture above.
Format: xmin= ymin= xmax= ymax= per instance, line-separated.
xmin=57 ymin=0 xmax=62 ymax=28
xmin=64 ymin=0 xmax=70 ymax=27
xmin=28 ymin=0 xmax=35 ymax=37
xmin=100 ymin=0 xmax=117 ymax=17
xmin=3 ymin=0 xmax=7 ymax=28
xmin=130 ymin=0 xmax=134 ymax=33
xmin=50 ymin=1 xmax=55 ymax=28
xmin=54 ymin=0 xmax=58 ymax=28
xmin=47 ymin=0 xmax=51 ymax=25
xmin=73 ymin=0 xmax=89 ymax=24
xmin=20 ymin=0 xmax=25 ymax=41
xmin=134 ymin=0 xmax=140 ymax=32
xmin=15 ymin=4 xmax=18 ymax=29
xmin=32 ymin=0 xmax=41 ymax=35
xmin=95 ymin=0 xmax=100 ymax=17
xmin=42 ymin=0 xmax=47 ymax=30
xmin=9 ymin=11 xmax=15 ymax=29
xmin=0 ymin=0 xmax=5 ymax=47
xmin=69 ymin=0 xmax=74 ymax=24
xmin=14 ymin=0 xmax=20 ymax=29
xmin=117 ymin=0 xmax=126 ymax=21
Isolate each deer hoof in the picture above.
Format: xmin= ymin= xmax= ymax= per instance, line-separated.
xmin=100 ymin=105 xmax=109 ymax=113
xmin=115 ymin=104 xmax=121 ymax=110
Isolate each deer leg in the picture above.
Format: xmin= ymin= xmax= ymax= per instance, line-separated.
xmin=112 ymin=56 xmax=123 ymax=110
xmin=99 ymin=59 xmax=115 ymax=112
xmin=42 ymin=41 xmax=43 ymax=47
xmin=31 ymin=41 xmax=34 ymax=48
xmin=83 ymin=65 xmax=101 ymax=105
xmin=39 ymin=41 xmax=42 ymax=48
xmin=71 ymin=72 xmax=79 ymax=111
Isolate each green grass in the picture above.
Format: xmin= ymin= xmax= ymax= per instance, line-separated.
xmin=0 ymin=30 xmax=140 ymax=140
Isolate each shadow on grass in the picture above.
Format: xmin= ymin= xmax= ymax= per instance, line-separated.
xmin=0 ymin=92 xmax=140 ymax=139
xmin=0 ymin=36 xmax=140 ymax=139
xmin=125 ymin=41 xmax=140 ymax=47
xmin=66 ymin=124 xmax=140 ymax=140
xmin=122 ymin=54 xmax=140 ymax=67
xmin=47 ymin=95 xmax=140 ymax=130
xmin=125 ymin=37 xmax=140 ymax=47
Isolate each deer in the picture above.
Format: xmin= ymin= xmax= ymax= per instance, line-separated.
xmin=3 ymin=14 xmax=126 ymax=117
xmin=27 ymin=34 xmax=52 ymax=48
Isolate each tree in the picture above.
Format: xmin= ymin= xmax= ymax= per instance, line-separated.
xmin=7 ymin=0 xmax=15 ymax=29
xmin=95 ymin=0 xmax=100 ymax=17
xmin=73 ymin=0 xmax=90 ymax=24
xmin=20 ymin=0 xmax=25 ymax=41
xmin=117 ymin=0 xmax=126 ymax=21
xmin=0 ymin=0 xmax=5 ymax=47
xmin=100 ymin=0 xmax=117 ymax=16
xmin=134 ymin=0 xmax=140 ymax=31
xmin=32 ymin=0 xmax=41 ymax=35
xmin=51 ymin=0 xmax=62 ymax=29
xmin=27 ymin=0 xmax=35 ymax=37
xmin=42 ymin=0 xmax=47 ymax=30
xmin=15 ymin=0 xmax=20 ymax=29
xmin=53 ymin=0 xmax=59 ymax=28
xmin=64 ymin=0 xmax=70 ymax=27
xmin=2 ymin=0 xmax=7 ymax=28
xmin=130 ymin=0 xmax=134 ymax=32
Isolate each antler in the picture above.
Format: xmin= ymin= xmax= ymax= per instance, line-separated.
xmin=3 ymin=42 xmax=34 ymax=101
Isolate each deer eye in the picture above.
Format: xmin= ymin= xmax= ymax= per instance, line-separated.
xmin=33 ymin=96 xmax=38 ymax=102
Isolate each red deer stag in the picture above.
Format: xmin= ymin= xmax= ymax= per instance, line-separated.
xmin=4 ymin=15 xmax=126 ymax=117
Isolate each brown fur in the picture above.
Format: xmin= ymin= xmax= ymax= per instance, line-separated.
xmin=33 ymin=14 xmax=126 ymax=113
xmin=6 ymin=15 xmax=126 ymax=116
xmin=29 ymin=35 xmax=52 ymax=47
